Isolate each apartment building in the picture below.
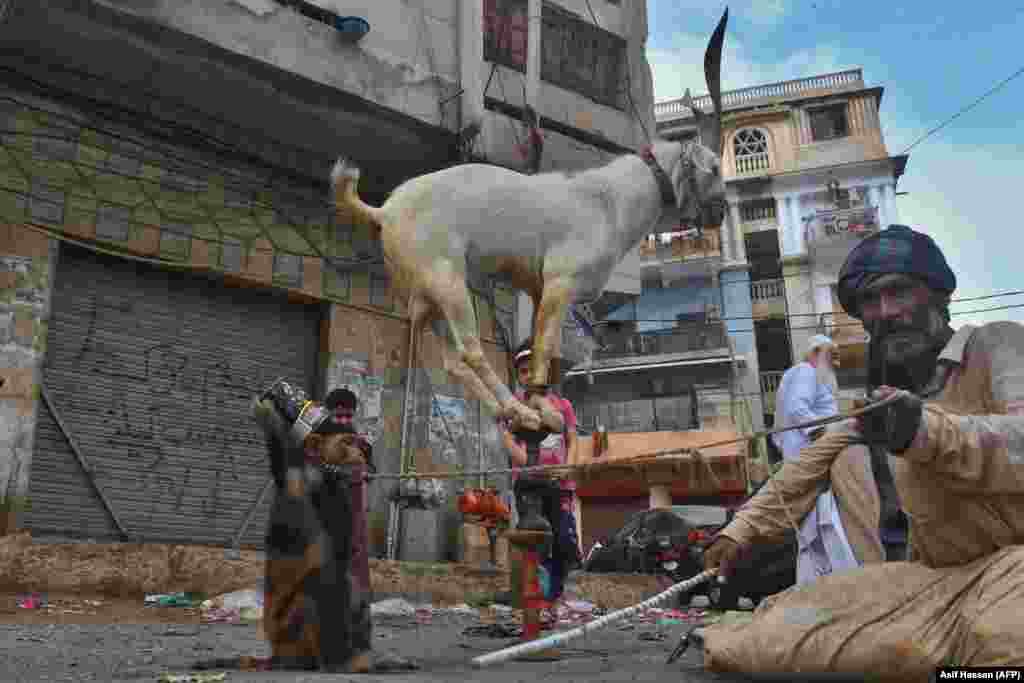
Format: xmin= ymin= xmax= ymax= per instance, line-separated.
xmin=645 ymin=68 xmax=908 ymax=433
xmin=0 ymin=0 xmax=657 ymax=560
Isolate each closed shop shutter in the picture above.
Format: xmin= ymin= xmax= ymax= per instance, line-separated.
xmin=23 ymin=245 xmax=323 ymax=547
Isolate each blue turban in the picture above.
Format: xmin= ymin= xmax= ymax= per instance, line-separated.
xmin=837 ymin=225 xmax=956 ymax=318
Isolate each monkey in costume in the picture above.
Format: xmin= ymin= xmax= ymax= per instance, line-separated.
xmin=192 ymin=395 xmax=414 ymax=674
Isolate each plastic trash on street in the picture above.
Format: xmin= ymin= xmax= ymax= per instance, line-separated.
xmin=199 ymin=588 xmax=264 ymax=624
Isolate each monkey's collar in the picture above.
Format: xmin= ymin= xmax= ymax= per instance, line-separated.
xmin=640 ymin=145 xmax=677 ymax=207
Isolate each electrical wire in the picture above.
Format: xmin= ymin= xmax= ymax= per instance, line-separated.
xmin=588 ymin=289 xmax=1024 ymax=327
xmin=593 ymin=302 xmax=1024 ymax=339
xmin=900 ymin=64 xmax=1024 ymax=155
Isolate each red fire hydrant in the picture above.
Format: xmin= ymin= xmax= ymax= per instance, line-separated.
xmin=506 ymin=527 xmax=559 ymax=660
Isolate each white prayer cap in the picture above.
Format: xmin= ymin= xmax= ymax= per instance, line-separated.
xmin=806 ymin=334 xmax=836 ymax=355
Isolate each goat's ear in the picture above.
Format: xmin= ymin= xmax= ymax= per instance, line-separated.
xmin=682 ymin=89 xmax=705 ymax=129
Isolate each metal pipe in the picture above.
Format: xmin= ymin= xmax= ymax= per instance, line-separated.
xmin=389 ymin=298 xmax=418 ymax=560
xmin=472 ymin=569 xmax=718 ymax=668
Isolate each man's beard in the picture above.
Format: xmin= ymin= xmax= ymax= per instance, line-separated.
xmin=866 ymin=313 xmax=947 ymax=393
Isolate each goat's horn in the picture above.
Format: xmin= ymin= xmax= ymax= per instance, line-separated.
xmin=704 ymin=7 xmax=728 ymax=154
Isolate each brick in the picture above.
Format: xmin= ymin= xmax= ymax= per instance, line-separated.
xmin=13 ymin=311 xmax=34 ymax=345
xmin=301 ymin=256 xmax=322 ymax=298
xmin=244 ymin=240 xmax=274 ymax=283
xmin=190 ymin=238 xmax=213 ymax=269
xmin=0 ymin=367 xmax=36 ymax=401
xmin=63 ymin=221 xmax=97 ymax=240
xmin=127 ymin=225 xmax=160 ymax=256
xmin=0 ymin=225 xmax=49 ymax=259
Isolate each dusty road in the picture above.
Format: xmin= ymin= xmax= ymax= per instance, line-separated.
xmin=0 ymin=592 xmax=752 ymax=683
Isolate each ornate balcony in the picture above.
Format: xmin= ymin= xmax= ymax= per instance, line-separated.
xmin=750 ymin=278 xmax=787 ymax=319
xmin=655 ymin=69 xmax=865 ymax=121
xmin=639 ymin=228 xmax=722 ymax=264
xmin=594 ymin=321 xmax=730 ymax=363
xmin=639 ymin=228 xmax=723 ymax=279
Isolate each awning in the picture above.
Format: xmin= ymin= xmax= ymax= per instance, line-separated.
xmin=566 ymin=355 xmax=734 ymax=377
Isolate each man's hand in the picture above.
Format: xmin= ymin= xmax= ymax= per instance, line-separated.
xmin=857 ymin=386 xmax=924 ymax=454
xmin=702 ymin=535 xmax=749 ymax=581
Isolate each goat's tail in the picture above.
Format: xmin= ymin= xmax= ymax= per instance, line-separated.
xmin=330 ymin=157 xmax=383 ymax=231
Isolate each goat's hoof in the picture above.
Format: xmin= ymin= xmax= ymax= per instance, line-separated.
xmin=508 ymin=406 xmax=542 ymax=432
xmin=527 ymin=394 xmax=565 ymax=433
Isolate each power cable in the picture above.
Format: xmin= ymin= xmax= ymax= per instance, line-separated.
xmin=597 ymin=302 xmax=1024 ymax=339
xmin=900 ymin=64 xmax=1024 ymax=155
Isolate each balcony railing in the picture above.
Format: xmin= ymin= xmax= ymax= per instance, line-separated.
xmin=739 ymin=198 xmax=776 ymax=223
xmin=594 ymin=321 xmax=729 ymax=361
xmin=818 ymin=311 xmax=868 ymax=346
xmin=750 ymin=278 xmax=785 ymax=302
xmin=639 ymin=228 xmax=722 ymax=263
xmin=735 ymin=151 xmax=770 ymax=175
xmin=654 ymin=68 xmax=864 ymax=120
xmin=760 ymin=370 xmax=785 ymax=412
xmin=805 ymin=206 xmax=880 ymax=246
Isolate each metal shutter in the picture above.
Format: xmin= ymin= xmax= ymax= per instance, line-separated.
xmin=24 ymin=245 xmax=323 ymax=547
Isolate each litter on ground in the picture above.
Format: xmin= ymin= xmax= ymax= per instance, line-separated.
xmin=16 ymin=592 xmax=47 ymax=609
xmin=157 ymin=673 xmax=227 ymax=683
xmin=199 ymin=589 xmax=263 ymax=624
xmin=145 ymin=592 xmax=204 ymax=608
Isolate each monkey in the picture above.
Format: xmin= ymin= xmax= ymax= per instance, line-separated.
xmin=190 ymin=397 xmax=380 ymax=673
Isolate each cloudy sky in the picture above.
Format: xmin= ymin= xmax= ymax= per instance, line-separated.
xmin=645 ymin=0 xmax=1024 ymax=328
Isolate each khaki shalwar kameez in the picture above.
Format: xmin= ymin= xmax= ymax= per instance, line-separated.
xmin=702 ymin=322 xmax=1024 ymax=678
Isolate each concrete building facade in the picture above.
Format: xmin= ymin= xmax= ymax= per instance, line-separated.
xmin=0 ymin=0 xmax=658 ymax=559
xmin=655 ymin=68 xmax=908 ymax=433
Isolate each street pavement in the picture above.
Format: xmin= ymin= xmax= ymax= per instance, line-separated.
xmin=0 ymin=615 xmax=754 ymax=683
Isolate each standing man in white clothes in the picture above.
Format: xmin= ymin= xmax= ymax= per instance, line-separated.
xmin=773 ymin=335 xmax=867 ymax=583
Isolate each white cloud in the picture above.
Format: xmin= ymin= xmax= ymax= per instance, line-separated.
xmin=892 ymin=138 xmax=1024 ymax=326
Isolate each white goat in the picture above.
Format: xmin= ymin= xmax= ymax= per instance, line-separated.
xmin=330 ymin=12 xmax=729 ymax=432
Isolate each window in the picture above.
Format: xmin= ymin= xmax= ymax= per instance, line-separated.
xmin=484 ymin=0 xmax=528 ymax=72
xmin=541 ymin=3 xmax=626 ymax=109
xmin=732 ymin=128 xmax=770 ymax=174
xmin=739 ymin=197 xmax=776 ymax=223
xmin=809 ymin=104 xmax=849 ymax=141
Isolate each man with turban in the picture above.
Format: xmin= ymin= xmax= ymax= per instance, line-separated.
xmin=695 ymin=225 xmax=1024 ymax=676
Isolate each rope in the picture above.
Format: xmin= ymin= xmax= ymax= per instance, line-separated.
xmin=367 ymin=391 xmax=908 ymax=482
xmin=471 ymin=568 xmax=718 ymax=668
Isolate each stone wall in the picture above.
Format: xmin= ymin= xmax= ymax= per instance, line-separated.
xmin=0 ymin=226 xmax=56 ymax=530
xmin=0 ymin=84 xmax=513 ymax=554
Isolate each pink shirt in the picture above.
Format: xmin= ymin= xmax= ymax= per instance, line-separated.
xmin=502 ymin=392 xmax=577 ymax=508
